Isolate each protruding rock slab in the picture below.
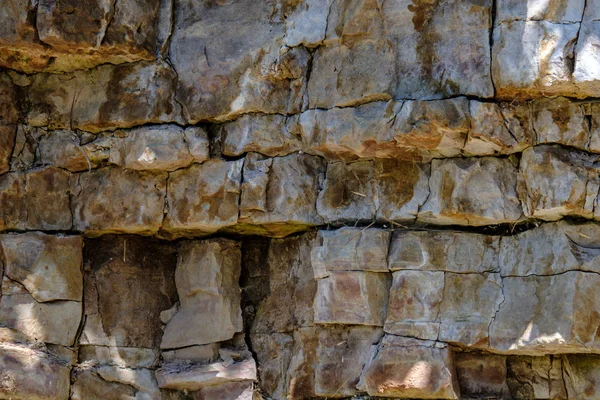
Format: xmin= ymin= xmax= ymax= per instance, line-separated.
xmin=163 ymin=159 xmax=243 ymax=237
xmin=156 ymin=359 xmax=256 ymax=391
xmin=490 ymin=272 xmax=600 ymax=354
xmin=0 ymin=232 xmax=82 ymax=302
xmin=161 ymin=239 xmax=243 ymax=349
xmin=358 ymin=335 xmax=460 ymax=399
xmin=27 ymin=62 xmax=183 ymax=132
xmin=518 ymin=145 xmax=599 ymax=221
xmin=0 ymin=343 xmax=71 ymax=400
xmin=81 ymin=235 xmax=177 ymax=348
xmin=237 ymin=153 xmax=325 ymax=236
xmin=418 ymin=157 xmax=522 ymax=226
xmin=70 ymin=167 xmax=167 ymax=236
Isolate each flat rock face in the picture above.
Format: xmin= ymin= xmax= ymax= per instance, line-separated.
xmin=0 ymin=344 xmax=71 ymax=400
xmin=80 ymin=235 xmax=178 ymax=348
xmin=358 ymin=335 xmax=460 ymax=399
xmin=455 ymin=353 xmax=510 ymax=399
xmin=27 ymin=62 xmax=183 ymax=132
xmin=161 ymin=239 xmax=243 ymax=349
xmin=518 ymin=145 xmax=599 ymax=220
xmin=490 ymin=271 xmax=600 ymax=354
xmin=70 ymin=167 xmax=167 ymax=235
xmin=418 ymin=157 xmax=523 ymax=225
xmin=163 ymin=159 xmax=243 ymax=236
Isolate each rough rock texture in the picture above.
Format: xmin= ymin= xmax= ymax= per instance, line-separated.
xmin=3 ymin=0 xmax=600 ymax=398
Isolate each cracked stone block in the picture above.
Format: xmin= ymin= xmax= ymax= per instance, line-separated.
xmin=418 ymin=157 xmax=523 ymax=226
xmin=499 ymin=220 xmax=600 ymax=276
xmin=384 ymin=270 xmax=444 ymax=340
xmin=492 ymin=21 xmax=583 ymax=99
xmin=249 ymin=232 xmax=317 ymax=334
xmin=10 ymin=124 xmax=42 ymax=172
xmin=518 ymin=146 xmax=599 ymax=220
xmin=438 ymin=273 xmax=504 ymax=348
xmin=532 ymin=97 xmax=590 ymax=149
xmin=313 ymin=270 xmax=391 ymax=326
xmin=0 ymin=167 xmax=72 ymax=232
xmin=564 ymin=354 xmax=600 ymax=399
xmin=311 ymin=228 xmax=390 ymax=276
xmin=193 ymin=381 xmax=255 ymax=400
xmin=388 ymin=230 xmax=500 ymax=273
xmin=490 ymin=272 xmax=600 ymax=354
xmin=0 ymin=125 xmax=16 ymax=175
xmin=0 ymin=0 xmax=159 ymax=73
xmin=37 ymin=130 xmax=110 ymax=172
xmin=0 ymin=343 xmax=71 ymax=400
xmin=314 ymin=326 xmax=384 ymax=398
xmin=71 ymin=369 xmax=137 ymax=400
xmin=358 ymin=335 xmax=460 ymax=399
xmin=0 ymin=233 xmax=82 ymax=302
xmin=70 ymin=167 xmax=167 ymax=236
xmin=26 ymin=62 xmax=183 ymax=132
xmin=464 ymin=101 xmax=533 ymax=156
xmin=156 ymin=359 xmax=256 ymax=391
xmin=161 ymin=239 xmax=243 ymax=349
xmin=171 ymin=0 xmax=306 ymax=122
xmin=0 ymin=73 xmax=18 ymax=125
xmin=455 ymin=353 xmax=510 ymax=399
xmin=589 ymin=104 xmax=600 ymax=152
xmin=108 ymin=125 xmax=209 ymax=171
xmin=249 ymin=333 xmax=294 ymax=399
xmin=496 ymin=0 xmax=586 ymax=23
xmin=71 ymin=364 xmax=161 ymax=400
xmin=574 ymin=21 xmax=600 ymax=95
xmin=81 ymin=235 xmax=178 ymax=349
xmin=506 ymin=356 xmax=566 ymax=399
xmin=220 ymin=114 xmax=302 ymax=157
xmin=237 ymin=152 xmax=325 ymax=236
xmin=163 ymin=159 xmax=243 ymax=237
xmin=283 ymin=0 xmax=332 ymax=47
xmin=78 ymin=345 xmax=159 ymax=369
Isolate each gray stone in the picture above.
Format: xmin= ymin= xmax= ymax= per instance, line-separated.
xmin=37 ymin=130 xmax=110 ymax=172
xmin=156 ymin=359 xmax=256 ymax=391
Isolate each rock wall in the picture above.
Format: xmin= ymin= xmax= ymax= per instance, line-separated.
xmin=1 ymin=0 xmax=600 ymax=399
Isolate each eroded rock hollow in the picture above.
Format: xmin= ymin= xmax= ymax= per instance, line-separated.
xmin=1 ymin=0 xmax=600 ymax=399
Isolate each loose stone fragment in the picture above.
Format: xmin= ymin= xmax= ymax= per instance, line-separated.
xmin=0 ymin=233 xmax=82 ymax=302
xmin=0 ymin=343 xmax=71 ymax=400
xmin=419 ymin=157 xmax=522 ymax=225
xmin=161 ymin=239 xmax=243 ymax=349
xmin=81 ymin=235 xmax=178 ymax=348
xmin=518 ymin=146 xmax=599 ymax=220
xmin=163 ymin=159 xmax=243 ymax=236
xmin=70 ymin=167 xmax=167 ymax=235
xmin=490 ymin=272 xmax=600 ymax=354
xmin=358 ymin=335 xmax=460 ymax=399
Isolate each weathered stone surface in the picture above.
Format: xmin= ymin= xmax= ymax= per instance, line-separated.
xmin=156 ymin=359 xmax=256 ymax=391
xmin=0 ymin=74 xmax=18 ymax=125
xmin=317 ymin=159 xmax=430 ymax=223
xmin=499 ymin=221 xmax=600 ymax=276
xmin=220 ymin=114 xmax=302 ymax=157
xmin=96 ymin=366 xmax=160 ymax=399
xmin=108 ymin=125 xmax=208 ymax=171
xmin=0 ymin=0 xmax=159 ymax=73
xmin=162 ymin=344 xmax=218 ymax=364
xmin=193 ymin=381 xmax=254 ymax=400
xmin=518 ymin=145 xmax=599 ymax=220
xmin=249 ymin=333 xmax=294 ymax=399
xmin=171 ymin=0 xmax=307 ymax=122
xmin=358 ymin=335 xmax=460 ymax=399
xmin=388 ymin=230 xmax=499 ymax=273
xmin=249 ymin=232 xmax=317 ymax=334
xmin=0 ymin=167 xmax=72 ymax=231
xmin=311 ymin=228 xmax=390 ymax=275
xmin=496 ymin=0 xmax=585 ymax=23
xmin=0 ymin=343 xmax=71 ymax=400
xmin=237 ymin=153 xmax=325 ymax=236
xmin=574 ymin=21 xmax=600 ymax=94
xmin=564 ymin=354 xmax=600 ymax=399
xmin=79 ymin=345 xmax=159 ymax=369
xmin=384 ymin=270 xmax=444 ymax=340
xmin=438 ymin=273 xmax=504 ymax=347
xmin=81 ymin=235 xmax=178 ymax=348
xmin=506 ymin=356 xmax=566 ymax=399
xmin=71 ymin=369 xmax=137 ymax=400
xmin=490 ymin=272 xmax=600 ymax=354
xmin=161 ymin=239 xmax=243 ymax=349
xmin=0 ymin=125 xmax=15 ymax=175
xmin=455 ymin=353 xmax=510 ymax=399
xmin=0 ymin=286 xmax=81 ymax=346
xmin=313 ymin=271 xmax=391 ymax=326
xmin=283 ymin=0 xmax=332 ymax=47
xmin=163 ymin=159 xmax=243 ymax=236
xmin=314 ymin=326 xmax=383 ymax=398
xmin=70 ymin=167 xmax=167 ymax=235
xmin=0 ymin=233 xmax=82 ymax=302
xmin=419 ymin=157 xmax=523 ymax=225
xmin=10 ymin=124 xmax=42 ymax=171
xmin=532 ymin=97 xmax=590 ymax=149
xmin=27 ymin=62 xmax=183 ymax=132
xmin=37 ymin=130 xmax=110 ymax=172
